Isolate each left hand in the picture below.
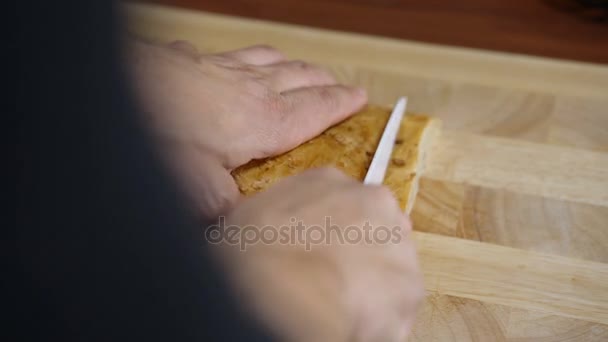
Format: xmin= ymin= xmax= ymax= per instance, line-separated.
xmin=127 ymin=39 xmax=367 ymax=219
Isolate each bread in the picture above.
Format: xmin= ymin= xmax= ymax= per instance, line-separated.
xmin=231 ymin=106 xmax=441 ymax=213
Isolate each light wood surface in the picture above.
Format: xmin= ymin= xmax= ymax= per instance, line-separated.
xmin=414 ymin=231 xmax=608 ymax=325
xmin=126 ymin=3 xmax=608 ymax=340
xmin=426 ymin=132 xmax=608 ymax=207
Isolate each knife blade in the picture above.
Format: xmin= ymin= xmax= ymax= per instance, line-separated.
xmin=363 ymin=97 xmax=408 ymax=185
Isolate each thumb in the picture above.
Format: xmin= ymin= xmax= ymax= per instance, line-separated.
xmin=194 ymin=156 xmax=240 ymax=220
xmin=171 ymin=147 xmax=240 ymax=221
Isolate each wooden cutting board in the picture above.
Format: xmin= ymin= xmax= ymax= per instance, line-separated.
xmin=126 ymin=4 xmax=608 ymax=340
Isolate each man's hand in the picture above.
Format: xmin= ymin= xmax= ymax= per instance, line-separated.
xmin=128 ymin=40 xmax=367 ymax=219
xmin=214 ymin=168 xmax=424 ymax=341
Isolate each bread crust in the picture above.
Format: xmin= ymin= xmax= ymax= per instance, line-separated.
xmin=232 ymin=106 xmax=441 ymax=213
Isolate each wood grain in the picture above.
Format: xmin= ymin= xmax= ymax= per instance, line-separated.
xmin=330 ymin=67 xmax=608 ymax=150
xmin=412 ymin=178 xmax=608 ymax=263
xmin=412 ymin=294 xmax=608 ymax=341
xmin=414 ymin=231 xmax=608 ymax=325
xmin=425 ymin=131 xmax=608 ymax=206
xmin=124 ymin=4 xmax=608 ymax=98
xmin=411 ymin=179 xmax=466 ymax=238
xmin=145 ymin=0 xmax=608 ymax=64
xmin=459 ymin=185 xmax=608 ymax=263
xmin=125 ymin=4 xmax=608 ymax=339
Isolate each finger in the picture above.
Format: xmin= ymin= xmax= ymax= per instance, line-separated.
xmin=262 ymin=60 xmax=336 ymax=91
xmin=167 ymin=40 xmax=200 ymax=59
xmin=170 ymin=147 xmax=239 ymax=220
xmin=192 ymin=160 xmax=240 ymax=219
xmin=220 ymin=45 xmax=286 ymax=66
xmin=275 ymin=85 xmax=367 ymax=152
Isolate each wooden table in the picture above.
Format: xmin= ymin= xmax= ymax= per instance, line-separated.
xmin=150 ymin=0 xmax=608 ymax=64
xmin=126 ymin=4 xmax=608 ymax=340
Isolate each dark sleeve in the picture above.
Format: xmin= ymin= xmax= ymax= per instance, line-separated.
xmin=16 ymin=1 xmax=272 ymax=340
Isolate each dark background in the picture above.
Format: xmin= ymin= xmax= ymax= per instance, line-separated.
xmin=147 ymin=0 xmax=608 ymax=64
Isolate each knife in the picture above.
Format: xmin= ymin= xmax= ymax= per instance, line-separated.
xmin=363 ymin=97 xmax=408 ymax=185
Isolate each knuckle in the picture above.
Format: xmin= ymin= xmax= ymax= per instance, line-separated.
xmin=252 ymin=44 xmax=284 ymax=57
xmin=262 ymin=93 xmax=286 ymax=114
xmin=290 ymin=60 xmax=309 ymax=70
xmin=315 ymin=86 xmax=339 ymax=110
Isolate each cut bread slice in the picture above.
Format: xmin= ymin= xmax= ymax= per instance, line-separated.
xmin=231 ymin=106 xmax=441 ymax=213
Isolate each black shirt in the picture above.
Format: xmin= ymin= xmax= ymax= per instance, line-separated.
xmin=16 ymin=1 xmax=271 ymax=340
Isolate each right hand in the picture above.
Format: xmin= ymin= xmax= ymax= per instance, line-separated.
xmin=211 ymin=168 xmax=424 ymax=341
